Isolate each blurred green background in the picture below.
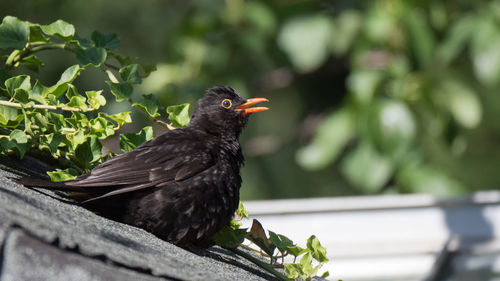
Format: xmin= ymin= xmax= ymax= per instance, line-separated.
xmin=2 ymin=0 xmax=500 ymax=200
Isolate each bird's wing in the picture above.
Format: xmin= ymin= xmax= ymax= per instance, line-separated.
xmin=62 ymin=131 xmax=216 ymax=201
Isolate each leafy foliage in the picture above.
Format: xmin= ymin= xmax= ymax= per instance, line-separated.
xmin=214 ymin=204 xmax=329 ymax=281
xmin=0 ymin=16 xmax=180 ymax=177
xmin=0 ymin=15 xmax=331 ymax=281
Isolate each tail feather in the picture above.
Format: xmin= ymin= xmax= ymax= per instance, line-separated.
xmin=10 ymin=177 xmax=88 ymax=192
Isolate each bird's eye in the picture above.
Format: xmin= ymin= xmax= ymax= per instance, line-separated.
xmin=221 ymin=99 xmax=232 ymax=109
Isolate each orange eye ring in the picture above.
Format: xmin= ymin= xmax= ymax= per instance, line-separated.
xmin=221 ymin=99 xmax=232 ymax=109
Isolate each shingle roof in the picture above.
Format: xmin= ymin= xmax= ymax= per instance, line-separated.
xmin=0 ymin=156 xmax=279 ymax=281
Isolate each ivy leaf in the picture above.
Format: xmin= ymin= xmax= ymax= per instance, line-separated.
xmin=66 ymin=96 xmax=87 ymax=109
xmin=246 ymin=219 xmax=275 ymax=257
xmin=120 ymin=64 xmax=142 ymax=84
xmin=306 ymin=235 xmax=328 ymax=263
xmin=91 ymin=31 xmax=121 ymax=49
xmin=0 ymin=16 xmax=29 ymax=49
xmin=132 ymin=93 xmax=160 ymax=118
xmin=47 ymin=168 xmax=78 ymax=182
xmin=236 ymin=202 xmax=248 ymax=219
xmin=47 ymin=65 xmax=83 ymax=97
xmin=212 ymin=225 xmax=248 ymax=249
xmin=9 ymin=129 xmax=28 ymax=157
xmin=85 ymin=90 xmax=106 ymax=109
xmin=119 ymin=126 xmax=153 ymax=152
xmin=5 ymin=75 xmax=31 ymax=97
xmin=166 ymin=103 xmax=190 ymax=127
xmin=90 ymin=114 xmax=115 ymax=139
xmin=268 ymin=231 xmax=294 ymax=253
xmin=20 ymin=55 xmax=44 ymax=72
xmin=40 ymin=133 xmax=62 ymax=156
xmin=74 ymin=46 xmax=107 ymax=66
xmin=106 ymin=81 xmax=133 ymax=102
xmin=74 ymin=137 xmax=102 ymax=169
xmin=28 ymin=26 xmax=49 ymax=43
xmin=286 ymin=245 xmax=307 ymax=257
xmin=40 ymin=19 xmax=75 ymax=40
xmin=103 ymin=111 xmax=132 ymax=127
xmin=283 ymin=263 xmax=302 ymax=280
xmin=0 ymin=105 xmax=20 ymax=125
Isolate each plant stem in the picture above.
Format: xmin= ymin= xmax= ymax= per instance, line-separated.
xmin=6 ymin=43 xmax=69 ymax=69
xmin=229 ymin=247 xmax=292 ymax=281
xmin=0 ymin=100 xmax=95 ymax=112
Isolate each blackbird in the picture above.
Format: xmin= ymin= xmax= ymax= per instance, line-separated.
xmin=16 ymin=86 xmax=268 ymax=252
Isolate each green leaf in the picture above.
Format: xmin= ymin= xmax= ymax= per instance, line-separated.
xmin=5 ymin=75 xmax=31 ymax=96
xmin=329 ymin=10 xmax=362 ymax=55
xmin=296 ymin=108 xmax=355 ymax=170
xmin=437 ymin=15 xmax=475 ymax=65
xmin=85 ymin=90 xmax=106 ymax=109
xmin=120 ymin=64 xmax=142 ymax=84
xmin=286 ymin=245 xmax=307 ymax=257
xmin=66 ymin=96 xmax=87 ymax=109
xmin=47 ymin=168 xmax=78 ymax=182
xmin=40 ymin=133 xmax=62 ymax=156
xmin=0 ymin=16 xmax=29 ymax=49
xmin=347 ymin=70 xmax=383 ymax=104
xmin=91 ymin=31 xmax=121 ymax=49
xmin=438 ymin=80 xmax=481 ymax=128
xmin=306 ymin=235 xmax=328 ymax=263
xmin=9 ymin=129 xmax=28 ymax=157
xmin=20 ymin=55 xmax=44 ymax=72
xmin=132 ymin=93 xmax=160 ymax=118
xmin=28 ymin=26 xmax=49 ymax=43
xmin=471 ymin=16 xmax=500 ymax=86
xmin=10 ymin=129 xmax=27 ymax=143
xmin=89 ymin=116 xmax=115 ymax=139
xmin=236 ymin=201 xmax=248 ymax=219
xmin=404 ymin=9 xmax=435 ymax=68
xmin=166 ymin=103 xmax=190 ymax=127
xmin=397 ymin=161 xmax=465 ymax=195
xmin=341 ymin=141 xmax=394 ymax=192
xmin=40 ymin=19 xmax=75 ymax=40
xmin=74 ymin=137 xmax=102 ymax=169
xmin=278 ymin=15 xmax=334 ymax=73
xmin=283 ymin=263 xmax=302 ymax=280
xmin=47 ymin=65 xmax=83 ymax=97
xmin=103 ymin=111 xmax=132 ymax=127
xmin=246 ymin=219 xmax=275 ymax=257
xmin=369 ymin=100 xmax=416 ymax=157
xmin=106 ymin=81 xmax=133 ymax=102
xmin=74 ymin=47 xmax=107 ymax=66
xmin=268 ymin=231 xmax=294 ymax=253
xmin=212 ymin=225 xmax=248 ymax=249
xmin=0 ymin=105 xmax=19 ymax=125
xmin=119 ymin=126 xmax=153 ymax=152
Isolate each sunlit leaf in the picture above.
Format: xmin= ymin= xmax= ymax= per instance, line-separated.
xmin=120 ymin=64 xmax=142 ymax=84
xmin=47 ymin=168 xmax=78 ymax=182
xmin=132 ymin=93 xmax=160 ymax=118
xmin=341 ymin=141 xmax=394 ymax=192
xmin=119 ymin=126 xmax=154 ymax=152
xmin=166 ymin=103 xmax=190 ymax=127
xmin=212 ymin=225 xmax=247 ymax=249
xmin=296 ymin=108 xmax=355 ymax=170
xmin=40 ymin=19 xmax=75 ymax=40
xmin=106 ymin=81 xmax=133 ymax=102
xmin=0 ymin=16 xmax=29 ymax=49
xmin=278 ymin=15 xmax=334 ymax=73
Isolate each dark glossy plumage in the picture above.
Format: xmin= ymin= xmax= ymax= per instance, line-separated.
xmin=17 ymin=86 xmax=268 ymax=251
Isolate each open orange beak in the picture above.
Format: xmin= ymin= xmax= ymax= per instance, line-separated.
xmin=235 ymin=98 xmax=269 ymax=116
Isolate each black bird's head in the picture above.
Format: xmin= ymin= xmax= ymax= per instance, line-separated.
xmin=190 ymin=86 xmax=269 ymax=137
